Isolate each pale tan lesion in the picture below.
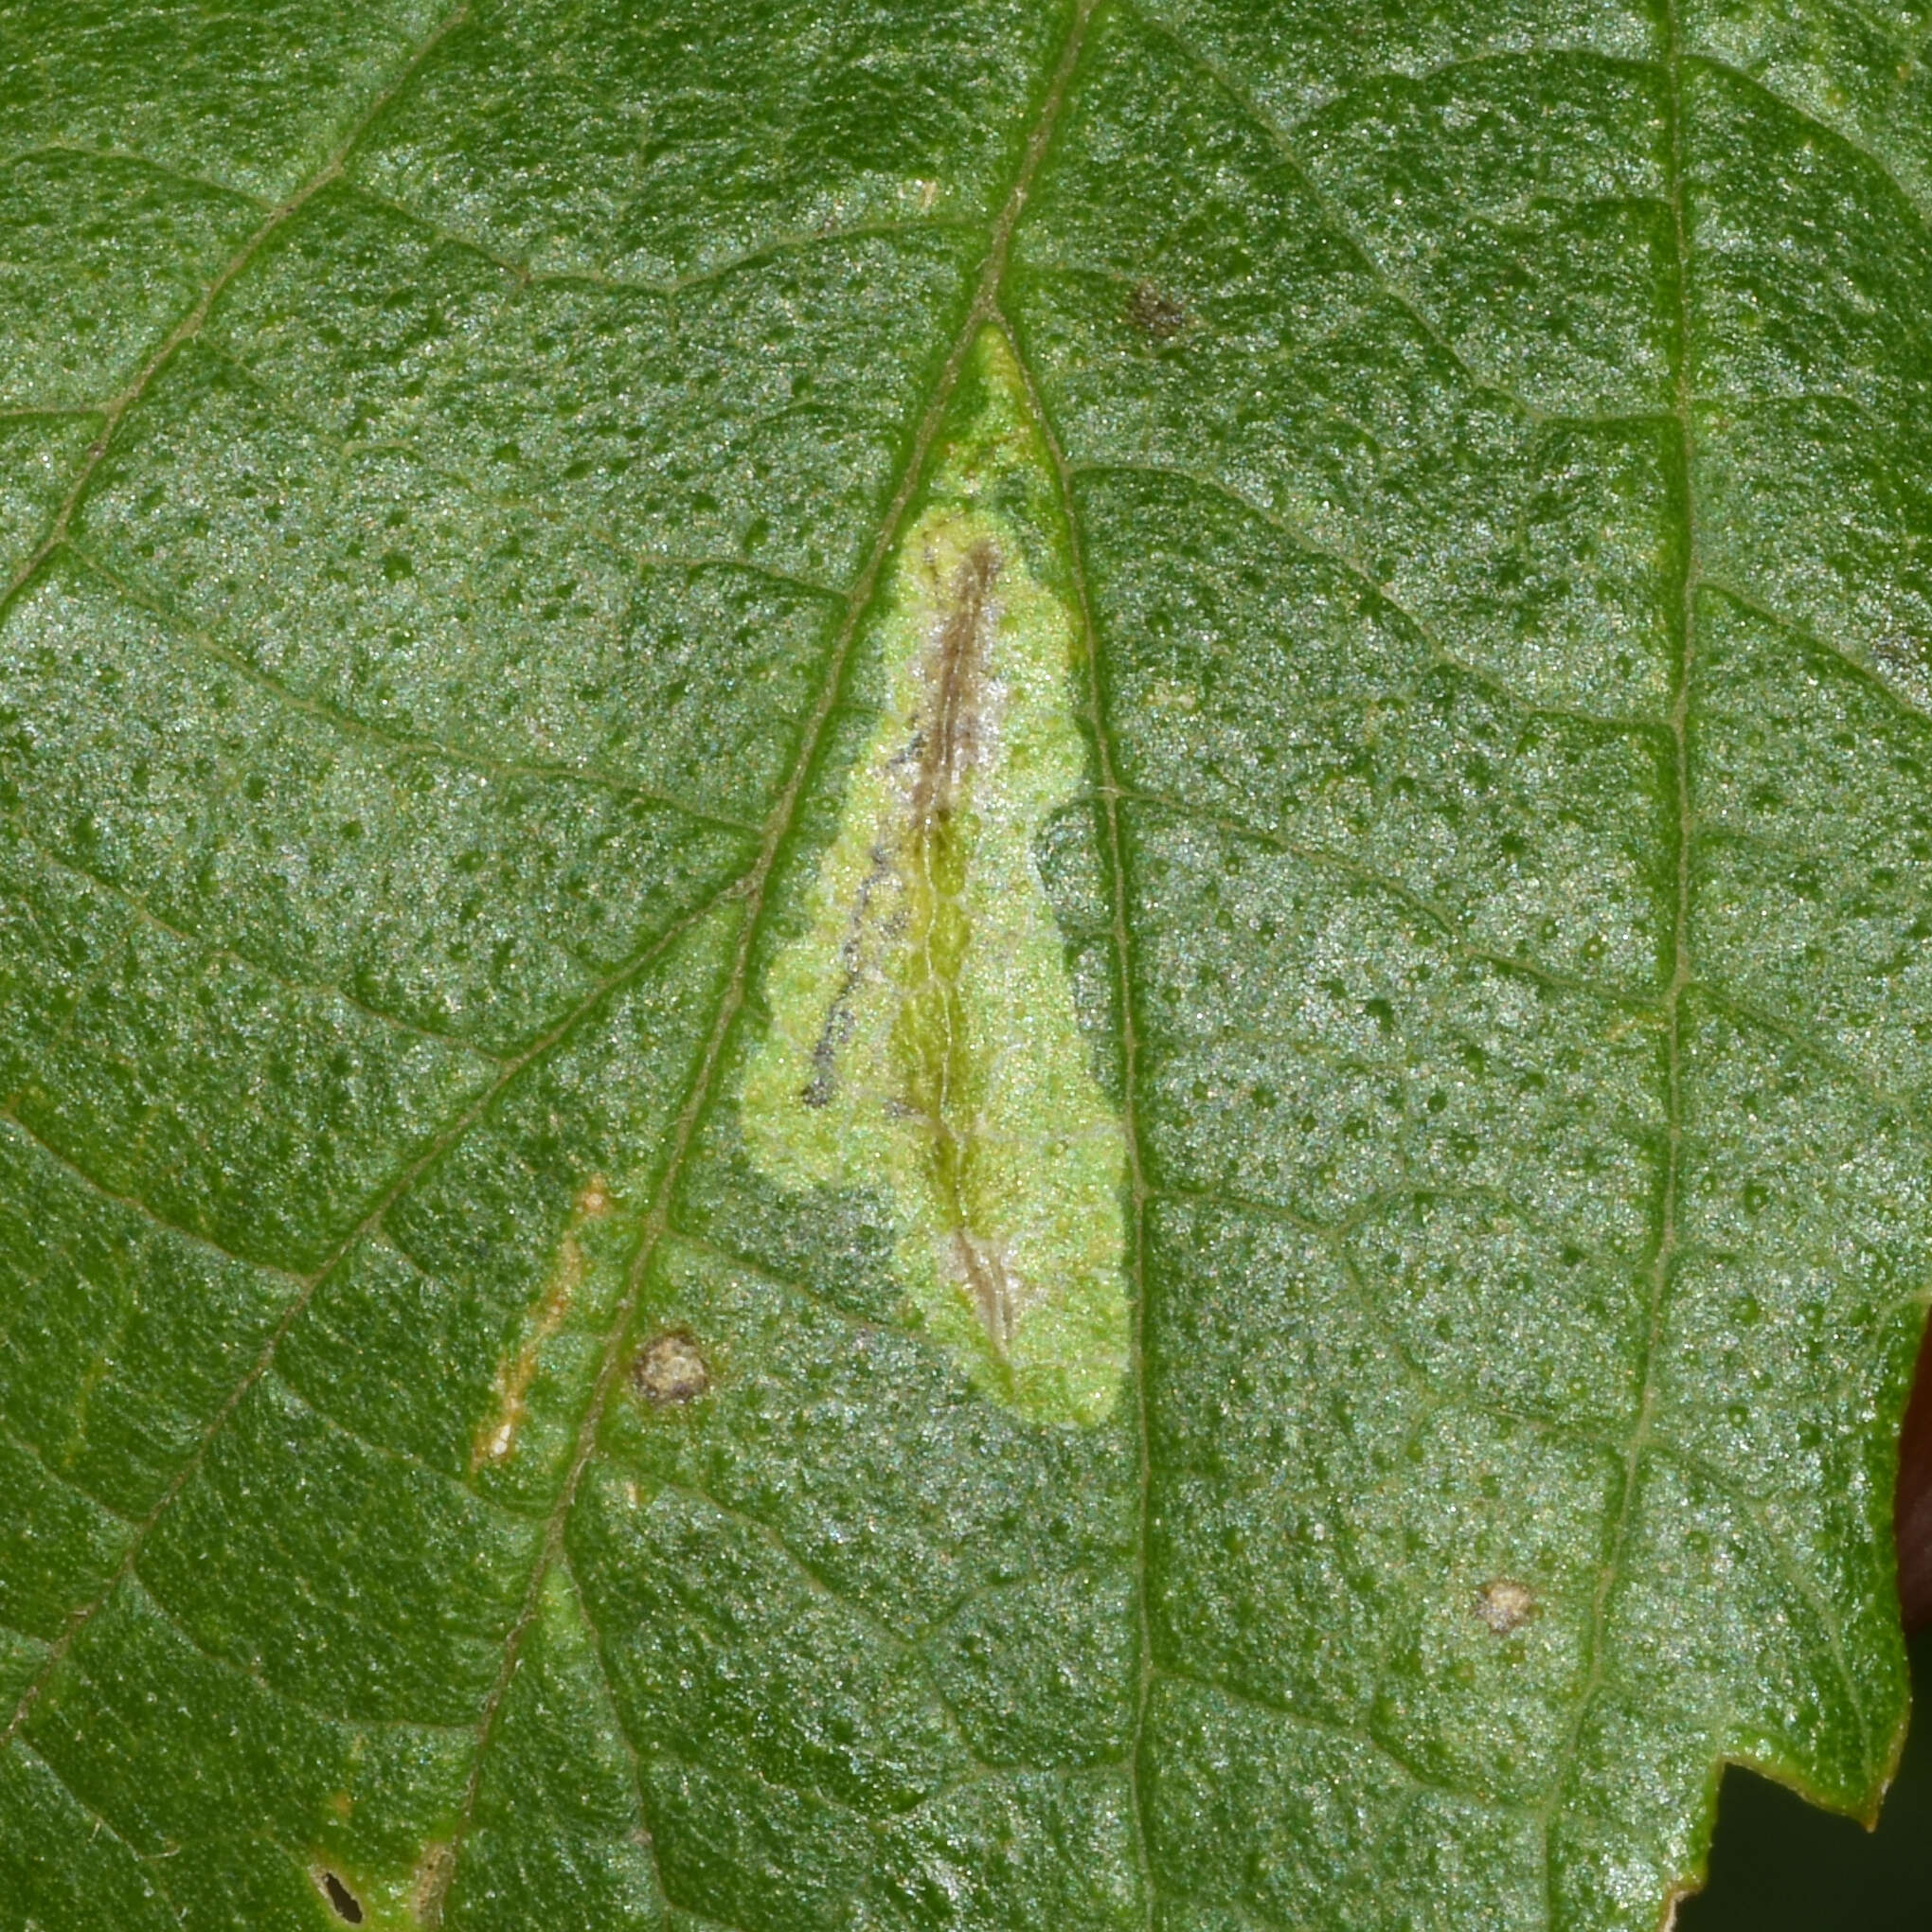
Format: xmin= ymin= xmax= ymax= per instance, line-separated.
xmin=470 ymin=1174 xmax=613 ymax=1470
xmin=1476 ymin=1578 xmax=1536 ymax=1635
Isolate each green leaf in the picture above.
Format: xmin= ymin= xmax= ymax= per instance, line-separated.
xmin=0 ymin=4 xmax=1928 ymax=1929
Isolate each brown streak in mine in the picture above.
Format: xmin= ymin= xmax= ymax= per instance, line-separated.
xmin=910 ymin=541 xmax=1021 ymax=1356
xmin=955 ymin=1227 xmax=1019 ymax=1357
xmin=801 ymin=839 xmax=892 ymax=1109
xmin=909 ymin=541 xmax=1001 ymax=834
xmin=801 ymin=542 xmax=1003 ymax=1113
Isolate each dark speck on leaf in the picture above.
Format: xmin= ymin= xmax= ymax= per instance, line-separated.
xmin=1127 ymin=278 xmax=1190 ymax=341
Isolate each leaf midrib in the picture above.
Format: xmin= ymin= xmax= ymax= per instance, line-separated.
xmin=420 ymin=5 xmax=1113 ymax=1917
xmin=0 ymin=4 xmax=1119 ymax=1913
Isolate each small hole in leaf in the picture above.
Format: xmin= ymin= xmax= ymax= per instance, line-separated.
xmin=321 ymin=1872 xmax=364 ymax=1923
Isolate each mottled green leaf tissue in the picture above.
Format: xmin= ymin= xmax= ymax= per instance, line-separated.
xmin=1 ymin=3 xmax=1929 ymax=1928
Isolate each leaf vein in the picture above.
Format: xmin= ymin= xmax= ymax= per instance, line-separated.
xmin=67 ymin=539 xmax=767 ymax=842
xmin=0 ymin=868 xmax=745 ymax=1757
xmin=0 ymin=1 xmax=476 ymax=623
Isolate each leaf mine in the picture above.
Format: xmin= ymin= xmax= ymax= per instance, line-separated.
xmin=741 ymin=327 xmax=1129 ymax=1427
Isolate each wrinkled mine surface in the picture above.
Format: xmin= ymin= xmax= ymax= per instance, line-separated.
xmin=742 ymin=327 xmax=1130 ymax=1428
xmin=893 ymin=539 xmax=1022 ymax=1354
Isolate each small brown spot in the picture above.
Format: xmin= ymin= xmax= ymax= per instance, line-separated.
xmin=635 ymin=1330 xmax=711 ymax=1405
xmin=319 ymin=1871 xmax=364 ymax=1924
xmin=1475 ymin=1578 xmax=1535 ymax=1635
xmin=1126 ymin=278 xmax=1190 ymax=342
xmin=577 ymin=1173 xmax=614 ymax=1217
xmin=327 ymin=1789 xmax=352 ymax=1822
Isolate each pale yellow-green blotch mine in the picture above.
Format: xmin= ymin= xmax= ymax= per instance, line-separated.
xmin=742 ymin=328 xmax=1128 ymax=1426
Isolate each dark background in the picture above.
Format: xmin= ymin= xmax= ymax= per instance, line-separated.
xmin=1683 ymin=1626 xmax=1932 ymax=1928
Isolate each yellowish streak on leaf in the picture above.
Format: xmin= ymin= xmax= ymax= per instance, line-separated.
xmin=470 ymin=1175 xmax=613 ymax=1469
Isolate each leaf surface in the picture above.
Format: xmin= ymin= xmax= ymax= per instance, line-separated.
xmin=1 ymin=4 xmax=1930 ymax=1929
